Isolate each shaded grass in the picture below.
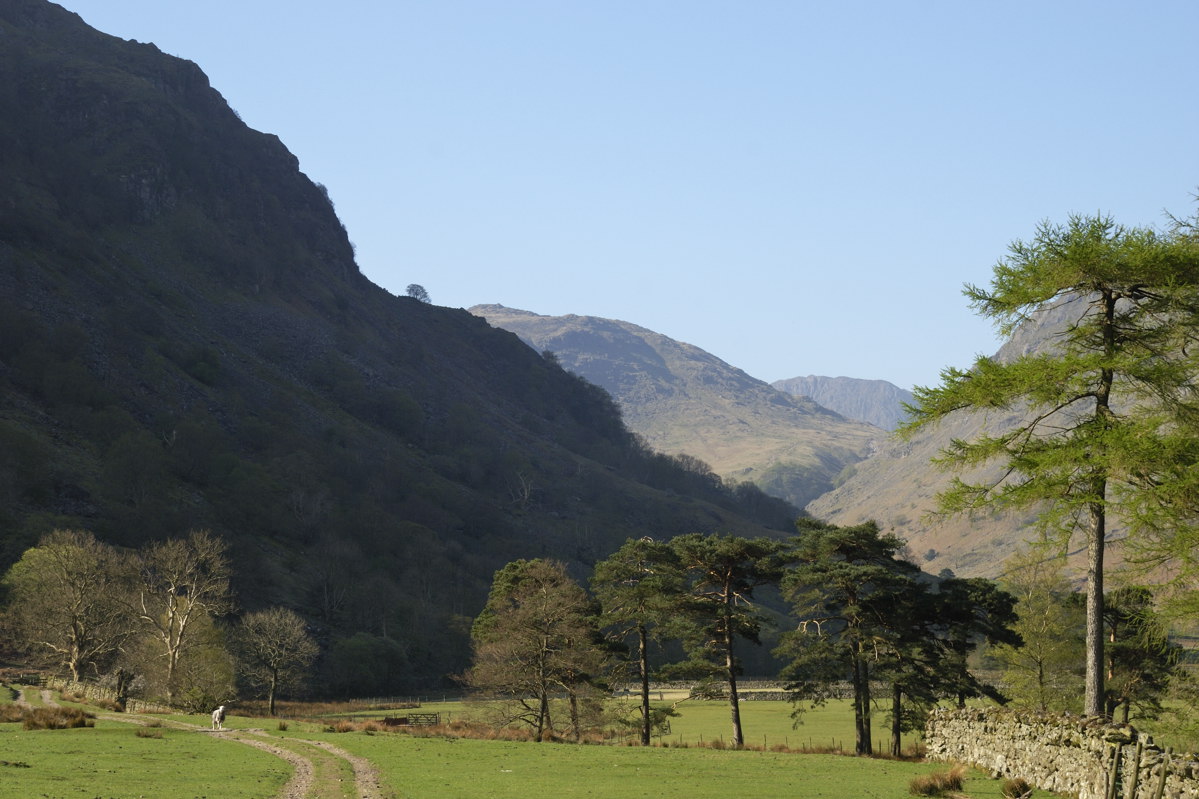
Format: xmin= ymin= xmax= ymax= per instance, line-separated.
xmin=324 ymin=697 xmax=921 ymax=752
xmin=0 ymin=719 xmax=291 ymax=799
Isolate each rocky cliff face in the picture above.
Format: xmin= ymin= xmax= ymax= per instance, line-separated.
xmin=470 ymin=305 xmax=882 ymax=509
xmin=772 ymin=375 xmax=913 ymax=431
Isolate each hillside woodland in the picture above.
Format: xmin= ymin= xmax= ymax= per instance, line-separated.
xmin=470 ymin=305 xmax=881 ymax=509
xmin=0 ymin=0 xmax=797 ymax=692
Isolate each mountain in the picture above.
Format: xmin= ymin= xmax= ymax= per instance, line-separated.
xmin=0 ymin=0 xmax=796 ymax=689
xmin=469 ymin=305 xmax=883 ymax=509
xmin=772 ymin=375 xmax=914 ymax=431
xmin=805 ymin=300 xmax=1086 ymax=578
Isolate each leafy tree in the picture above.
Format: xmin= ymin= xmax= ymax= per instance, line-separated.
xmin=405 ymin=283 xmax=430 ymax=303
xmin=900 ymin=213 xmax=1199 ymax=717
xmin=1 ymin=530 xmax=133 ymax=682
xmin=1103 ymin=586 xmax=1183 ymax=723
xmin=233 ymin=607 xmax=319 ymax=715
xmin=669 ymin=533 xmax=788 ymax=748
xmin=463 ymin=559 xmax=606 ymax=742
xmin=591 ymin=537 xmax=686 ymax=745
xmin=131 ymin=530 xmax=233 ymax=702
xmin=990 ymin=547 xmax=1085 ymax=711
xmin=778 ymin=519 xmax=921 ymax=755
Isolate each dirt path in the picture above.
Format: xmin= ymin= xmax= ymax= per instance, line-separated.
xmin=302 ymin=738 xmax=389 ymax=799
xmin=19 ymin=686 xmax=393 ymax=799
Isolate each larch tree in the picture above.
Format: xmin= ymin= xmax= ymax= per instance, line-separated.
xmin=591 ymin=537 xmax=686 ymax=745
xmin=669 ymin=533 xmax=788 ymax=748
xmin=900 ymin=213 xmax=1199 ymax=717
xmin=991 ymin=547 xmax=1086 ymax=712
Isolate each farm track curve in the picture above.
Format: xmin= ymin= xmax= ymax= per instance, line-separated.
xmin=15 ymin=683 xmax=392 ymax=799
xmin=113 ymin=713 xmax=391 ymax=798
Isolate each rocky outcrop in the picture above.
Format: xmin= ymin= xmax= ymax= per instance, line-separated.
xmin=926 ymin=707 xmax=1199 ymax=799
xmin=772 ymin=375 xmax=913 ymax=431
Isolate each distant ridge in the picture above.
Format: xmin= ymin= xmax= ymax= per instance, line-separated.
xmin=471 ymin=305 xmax=882 ymax=509
xmin=772 ymin=375 xmax=913 ymax=431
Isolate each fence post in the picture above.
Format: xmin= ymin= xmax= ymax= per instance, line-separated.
xmin=1152 ymin=749 xmax=1171 ymax=799
xmin=1126 ymin=741 xmax=1142 ymax=799
xmin=1106 ymin=745 xmax=1122 ymax=799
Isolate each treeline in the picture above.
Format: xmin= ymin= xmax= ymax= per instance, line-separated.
xmin=1 ymin=529 xmax=316 ymax=713
xmin=461 ymin=520 xmax=1192 ymax=754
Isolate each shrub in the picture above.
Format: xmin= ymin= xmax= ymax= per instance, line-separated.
xmin=0 ymin=705 xmax=25 ymax=723
xmin=1002 ymin=777 xmax=1034 ymax=798
xmin=22 ymin=707 xmax=95 ymax=730
xmin=909 ymin=765 xmax=966 ymax=796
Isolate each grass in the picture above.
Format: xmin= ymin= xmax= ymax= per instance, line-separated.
xmin=303 ymin=732 xmax=913 ymax=799
xmin=324 ymin=695 xmax=921 ymax=752
xmin=291 ymin=731 xmax=1008 ymax=799
xmin=0 ymin=684 xmax=1026 ymax=799
xmin=0 ymin=716 xmax=291 ymax=799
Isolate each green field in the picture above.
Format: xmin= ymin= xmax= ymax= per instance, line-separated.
xmin=0 ymin=686 xmax=1028 ymax=799
xmin=288 ymin=732 xmax=1004 ymax=799
xmin=0 ymin=719 xmax=290 ymax=799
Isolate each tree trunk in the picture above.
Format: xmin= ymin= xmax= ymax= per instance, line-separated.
xmin=568 ymin=685 xmax=581 ymax=742
xmin=725 ymin=622 xmax=744 ymax=747
xmin=1084 ymin=494 xmax=1106 ymax=717
xmin=890 ymin=683 xmax=902 ymax=757
xmin=851 ymin=640 xmax=872 ymax=755
xmin=268 ymin=667 xmax=278 ymax=716
xmin=536 ymin=689 xmax=549 ymax=742
xmin=638 ymin=624 xmax=651 ymax=746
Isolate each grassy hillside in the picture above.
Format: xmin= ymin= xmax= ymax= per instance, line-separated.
xmin=470 ymin=305 xmax=882 ymax=509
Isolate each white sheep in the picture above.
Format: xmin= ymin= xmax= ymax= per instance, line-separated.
xmin=211 ymin=704 xmax=226 ymax=730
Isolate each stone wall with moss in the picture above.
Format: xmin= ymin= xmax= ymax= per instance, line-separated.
xmin=925 ymin=707 xmax=1198 ymax=799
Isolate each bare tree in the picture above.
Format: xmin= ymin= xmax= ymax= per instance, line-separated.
xmin=132 ymin=530 xmax=233 ymax=702
xmin=233 ymin=607 xmax=318 ymax=715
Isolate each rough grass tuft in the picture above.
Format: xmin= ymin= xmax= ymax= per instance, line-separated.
xmin=908 ymin=765 xmax=966 ymax=796
xmin=22 ymin=706 xmax=95 ymax=730
xmin=1002 ymin=776 xmax=1034 ymax=798
xmin=135 ymin=727 xmax=164 ymax=739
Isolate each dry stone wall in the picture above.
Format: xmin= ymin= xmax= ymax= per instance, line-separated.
xmin=926 ymin=707 xmax=1199 ymax=799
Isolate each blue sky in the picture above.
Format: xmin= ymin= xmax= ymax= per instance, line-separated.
xmin=63 ymin=1 xmax=1199 ymax=390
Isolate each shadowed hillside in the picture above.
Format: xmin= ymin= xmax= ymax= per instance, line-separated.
xmin=0 ymin=0 xmax=796 ymax=690
xmin=470 ymin=305 xmax=882 ymax=509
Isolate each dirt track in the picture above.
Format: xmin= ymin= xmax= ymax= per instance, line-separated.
xmin=12 ymin=685 xmax=392 ymax=798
